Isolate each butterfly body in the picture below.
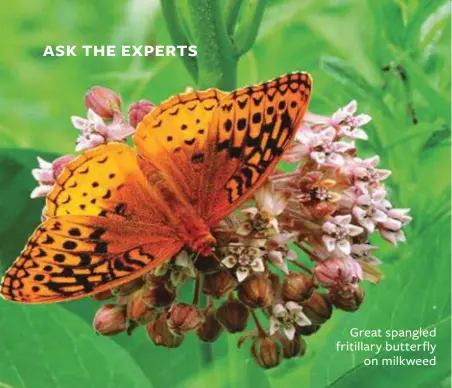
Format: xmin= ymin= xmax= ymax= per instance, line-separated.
xmin=1 ymin=72 xmax=312 ymax=303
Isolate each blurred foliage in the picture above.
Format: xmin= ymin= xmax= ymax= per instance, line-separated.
xmin=0 ymin=0 xmax=450 ymax=387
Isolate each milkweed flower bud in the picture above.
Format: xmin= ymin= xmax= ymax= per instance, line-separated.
xmin=216 ymin=299 xmax=249 ymax=333
xmin=31 ymin=155 xmax=75 ymax=199
xmin=202 ymin=270 xmax=238 ymax=298
xmin=282 ymin=272 xmax=314 ymax=302
xmin=276 ymin=333 xmax=306 ymax=359
xmin=126 ymin=289 xmax=155 ymax=322
xmin=142 ymin=277 xmax=176 ymax=307
xmin=330 ymin=286 xmax=365 ymax=312
xmin=301 ymin=292 xmax=332 ymax=325
xmin=238 ymin=274 xmax=274 ymax=308
xmin=167 ymin=303 xmax=203 ymax=335
xmin=85 ymin=86 xmax=122 ymax=119
xmin=146 ymin=311 xmax=184 ymax=348
xmin=197 ymin=310 xmax=223 ymax=342
xmin=93 ymin=304 xmax=127 ymax=336
xmin=250 ymin=336 xmax=282 ymax=369
xmin=129 ymin=99 xmax=155 ymax=128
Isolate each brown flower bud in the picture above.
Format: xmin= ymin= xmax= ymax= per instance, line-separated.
xmin=128 ymin=99 xmax=155 ymax=128
xmin=126 ymin=289 xmax=155 ymax=323
xmin=282 ymin=272 xmax=314 ymax=303
xmin=197 ymin=310 xmax=223 ymax=342
xmin=216 ymin=299 xmax=249 ymax=333
xmin=296 ymin=324 xmax=321 ymax=336
xmin=276 ymin=333 xmax=306 ymax=359
xmin=142 ymin=278 xmax=176 ymax=307
xmin=92 ymin=289 xmax=113 ymax=301
xmin=113 ymin=278 xmax=144 ymax=296
xmin=93 ymin=304 xmax=126 ymax=336
xmin=238 ymin=274 xmax=274 ymax=308
xmin=146 ymin=311 xmax=184 ymax=348
xmin=194 ymin=254 xmax=221 ymax=274
xmin=202 ymin=270 xmax=238 ymax=298
xmin=301 ymin=292 xmax=333 ymax=324
xmin=167 ymin=303 xmax=203 ymax=335
xmin=85 ymin=86 xmax=122 ymax=119
xmin=330 ymin=286 xmax=365 ymax=312
xmin=250 ymin=336 xmax=282 ymax=369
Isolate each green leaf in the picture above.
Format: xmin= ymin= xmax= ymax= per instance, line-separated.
xmin=0 ymin=303 xmax=152 ymax=388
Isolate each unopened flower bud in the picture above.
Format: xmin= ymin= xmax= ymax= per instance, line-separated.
xmin=238 ymin=274 xmax=274 ymax=308
xmin=276 ymin=333 xmax=306 ymax=359
xmin=167 ymin=303 xmax=203 ymax=335
xmin=202 ymin=270 xmax=238 ymax=298
xmin=314 ymin=257 xmax=362 ymax=288
xmin=282 ymin=272 xmax=314 ymax=302
xmin=126 ymin=289 xmax=154 ymax=322
xmin=146 ymin=311 xmax=184 ymax=348
xmin=296 ymin=324 xmax=321 ymax=336
xmin=197 ymin=310 xmax=223 ymax=342
xmin=194 ymin=254 xmax=221 ymax=274
xmin=85 ymin=86 xmax=122 ymax=119
xmin=113 ymin=278 xmax=144 ymax=296
xmin=93 ymin=304 xmax=126 ymax=336
xmin=129 ymin=99 xmax=155 ymax=128
xmin=301 ymin=292 xmax=332 ymax=324
xmin=92 ymin=289 xmax=113 ymax=301
xmin=142 ymin=278 xmax=176 ymax=307
xmin=216 ymin=299 xmax=249 ymax=333
xmin=250 ymin=336 xmax=282 ymax=369
xmin=330 ymin=286 xmax=365 ymax=312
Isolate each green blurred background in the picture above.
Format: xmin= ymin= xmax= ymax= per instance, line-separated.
xmin=0 ymin=0 xmax=450 ymax=387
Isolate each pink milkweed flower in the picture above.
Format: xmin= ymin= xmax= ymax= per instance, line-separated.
xmin=31 ymin=155 xmax=75 ymax=198
xmin=269 ymin=302 xmax=311 ymax=340
xmin=322 ymin=215 xmax=364 ymax=255
xmin=71 ymin=109 xmax=135 ymax=152
xmin=329 ymin=100 xmax=371 ymax=140
xmin=238 ymin=182 xmax=291 ymax=236
xmin=296 ymin=127 xmax=354 ymax=166
xmin=352 ymin=187 xmax=390 ymax=232
xmin=351 ymin=244 xmax=382 ymax=284
xmin=379 ymin=208 xmax=412 ymax=245
xmin=349 ymin=156 xmax=391 ymax=187
xmin=314 ymin=256 xmax=363 ymax=288
xmin=266 ymin=232 xmax=299 ymax=274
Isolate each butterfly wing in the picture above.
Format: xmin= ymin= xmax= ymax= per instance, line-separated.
xmin=134 ymin=89 xmax=226 ymax=205
xmin=1 ymin=143 xmax=183 ymax=303
xmin=200 ymin=72 xmax=312 ymax=224
xmin=1 ymin=216 xmax=182 ymax=303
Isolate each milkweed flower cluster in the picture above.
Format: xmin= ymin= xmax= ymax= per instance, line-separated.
xmin=30 ymin=88 xmax=411 ymax=369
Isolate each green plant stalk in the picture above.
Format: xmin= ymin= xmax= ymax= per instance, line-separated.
xmin=187 ymin=0 xmax=237 ymax=90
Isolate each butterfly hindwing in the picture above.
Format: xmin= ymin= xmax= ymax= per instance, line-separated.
xmin=200 ymin=72 xmax=312 ymax=224
xmin=1 ymin=215 xmax=182 ymax=303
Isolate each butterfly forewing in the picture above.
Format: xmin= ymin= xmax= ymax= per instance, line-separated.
xmin=134 ymin=89 xmax=226 ymax=205
xmin=200 ymin=72 xmax=312 ymax=224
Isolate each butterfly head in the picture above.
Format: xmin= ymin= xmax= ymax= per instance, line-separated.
xmin=192 ymin=233 xmax=216 ymax=256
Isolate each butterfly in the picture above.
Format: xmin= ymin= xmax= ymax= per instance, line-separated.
xmin=0 ymin=72 xmax=312 ymax=303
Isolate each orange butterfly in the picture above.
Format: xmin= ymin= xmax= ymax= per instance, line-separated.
xmin=0 ymin=72 xmax=312 ymax=303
